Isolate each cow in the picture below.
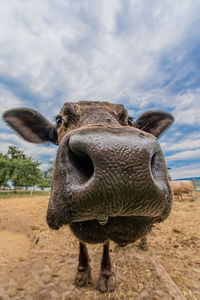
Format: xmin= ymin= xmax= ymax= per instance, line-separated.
xmin=3 ymin=101 xmax=174 ymax=292
xmin=169 ymin=180 xmax=196 ymax=201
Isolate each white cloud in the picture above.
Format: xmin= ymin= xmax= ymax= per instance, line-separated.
xmin=174 ymin=108 xmax=200 ymax=126
xmin=161 ymin=138 xmax=200 ymax=152
xmin=39 ymin=162 xmax=50 ymax=171
xmin=0 ymin=132 xmax=57 ymax=162
xmin=0 ymin=86 xmax=24 ymax=130
xmin=166 ymin=149 xmax=200 ymax=161
xmin=0 ymin=141 xmax=13 ymax=154
xmin=0 ymin=86 xmax=22 ymax=111
xmin=169 ymin=164 xmax=200 ymax=180
xmin=0 ymin=85 xmax=23 ymax=122
xmin=171 ymin=90 xmax=200 ymax=126
xmin=0 ymin=0 xmax=200 ymax=178
xmin=1 ymin=0 xmax=200 ymax=105
xmin=19 ymin=142 xmax=57 ymax=160
xmin=0 ymin=133 xmax=22 ymax=144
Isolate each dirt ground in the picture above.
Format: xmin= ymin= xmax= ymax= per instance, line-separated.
xmin=0 ymin=194 xmax=199 ymax=300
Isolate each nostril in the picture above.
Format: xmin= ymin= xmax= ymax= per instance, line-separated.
xmin=150 ymin=150 xmax=163 ymax=183
xmin=68 ymin=148 xmax=94 ymax=184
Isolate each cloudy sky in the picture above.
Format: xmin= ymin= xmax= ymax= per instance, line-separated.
xmin=0 ymin=0 xmax=200 ymax=179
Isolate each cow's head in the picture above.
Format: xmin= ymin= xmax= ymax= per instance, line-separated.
xmin=3 ymin=101 xmax=174 ymax=229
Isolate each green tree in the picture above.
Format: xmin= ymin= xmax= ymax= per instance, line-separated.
xmin=6 ymin=146 xmax=43 ymax=192
xmin=0 ymin=153 xmax=10 ymax=187
xmin=37 ymin=161 xmax=54 ymax=189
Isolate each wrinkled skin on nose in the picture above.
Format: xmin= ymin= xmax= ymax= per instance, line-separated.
xmin=47 ymin=126 xmax=172 ymax=229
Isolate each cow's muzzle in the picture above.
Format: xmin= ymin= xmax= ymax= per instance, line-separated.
xmin=46 ymin=126 xmax=172 ymax=229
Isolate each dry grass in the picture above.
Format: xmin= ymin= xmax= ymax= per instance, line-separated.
xmin=0 ymin=194 xmax=199 ymax=299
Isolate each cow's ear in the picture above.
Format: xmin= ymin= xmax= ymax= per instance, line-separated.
xmin=133 ymin=111 xmax=174 ymax=138
xmin=3 ymin=108 xmax=58 ymax=144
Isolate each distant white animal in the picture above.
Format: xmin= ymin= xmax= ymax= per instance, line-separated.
xmin=169 ymin=180 xmax=196 ymax=201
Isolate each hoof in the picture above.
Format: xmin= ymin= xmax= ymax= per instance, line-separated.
xmin=139 ymin=243 xmax=148 ymax=251
xmin=99 ymin=273 xmax=115 ymax=293
xmin=75 ymin=267 xmax=92 ymax=287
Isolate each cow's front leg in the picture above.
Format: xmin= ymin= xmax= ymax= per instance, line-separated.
xmin=99 ymin=240 xmax=115 ymax=293
xmin=75 ymin=242 xmax=92 ymax=287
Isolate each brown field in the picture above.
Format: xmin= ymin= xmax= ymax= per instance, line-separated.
xmin=0 ymin=194 xmax=200 ymax=300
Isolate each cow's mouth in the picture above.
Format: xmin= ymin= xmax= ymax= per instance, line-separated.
xmin=47 ymin=185 xmax=173 ymax=230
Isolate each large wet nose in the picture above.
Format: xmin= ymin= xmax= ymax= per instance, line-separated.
xmin=66 ymin=126 xmax=165 ymax=189
xmin=48 ymin=126 xmax=171 ymax=226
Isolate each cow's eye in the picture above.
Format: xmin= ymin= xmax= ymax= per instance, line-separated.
xmin=55 ymin=115 xmax=63 ymax=126
xmin=128 ymin=117 xmax=134 ymax=126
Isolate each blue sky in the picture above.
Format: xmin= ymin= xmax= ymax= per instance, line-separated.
xmin=0 ymin=0 xmax=200 ymax=179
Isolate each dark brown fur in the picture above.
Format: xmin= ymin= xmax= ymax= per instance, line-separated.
xmin=3 ymin=101 xmax=174 ymax=293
